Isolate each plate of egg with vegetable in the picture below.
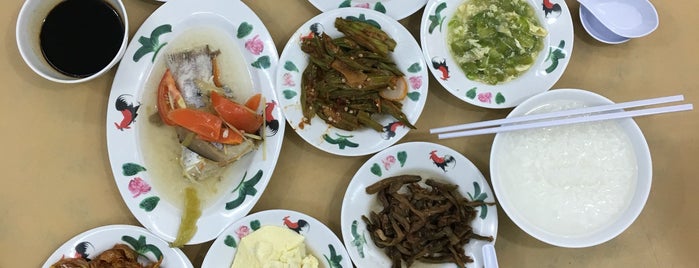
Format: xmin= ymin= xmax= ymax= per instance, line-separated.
xmin=420 ymin=0 xmax=573 ymax=108
xmin=202 ymin=209 xmax=352 ymax=268
xmin=341 ymin=142 xmax=498 ymax=268
xmin=277 ymin=8 xmax=429 ymax=156
xmin=106 ymin=0 xmax=284 ymax=246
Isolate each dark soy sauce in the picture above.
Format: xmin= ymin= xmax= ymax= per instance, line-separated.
xmin=40 ymin=0 xmax=125 ymax=78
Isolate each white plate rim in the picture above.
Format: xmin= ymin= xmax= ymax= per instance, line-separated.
xmin=420 ymin=0 xmax=574 ymax=109
xmin=340 ymin=141 xmax=498 ymax=267
xmin=105 ymin=0 xmax=284 ymax=245
xmin=42 ymin=225 xmax=192 ymax=268
xmin=307 ymin=0 xmax=428 ymax=20
xmin=202 ymin=209 xmax=353 ymax=268
xmin=276 ymin=7 xmax=429 ymax=156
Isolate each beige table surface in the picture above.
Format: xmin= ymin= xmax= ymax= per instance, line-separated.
xmin=2 ymin=0 xmax=698 ymax=267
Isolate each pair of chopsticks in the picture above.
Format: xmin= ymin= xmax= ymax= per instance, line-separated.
xmin=431 ymin=95 xmax=693 ymax=139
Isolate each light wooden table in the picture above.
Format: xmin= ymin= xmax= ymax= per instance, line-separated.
xmin=2 ymin=0 xmax=697 ymax=267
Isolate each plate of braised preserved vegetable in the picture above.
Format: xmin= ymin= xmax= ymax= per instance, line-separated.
xmin=341 ymin=142 xmax=498 ymax=268
xmin=420 ymin=0 xmax=573 ymax=108
xmin=42 ymin=225 xmax=192 ymax=268
xmin=106 ymin=0 xmax=284 ymax=246
xmin=201 ymin=209 xmax=352 ymax=268
xmin=277 ymin=8 xmax=428 ymax=156
xmin=307 ymin=0 xmax=428 ymax=20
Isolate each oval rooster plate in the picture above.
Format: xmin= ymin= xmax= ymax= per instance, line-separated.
xmin=420 ymin=0 xmax=573 ymax=108
xmin=202 ymin=209 xmax=352 ymax=268
xmin=341 ymin=142 xmax=498 ymax=268
xmin=277 ymin=8 xmax=428 ymax=156
xmin=42 ymin=225 xmax=192 ymax=268
xmin=106 ymin=0 xmax=284 ymax=245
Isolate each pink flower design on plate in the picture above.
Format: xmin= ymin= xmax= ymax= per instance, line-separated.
xmin=354 ymin=3 xmax=370 ymax=8
xmin=128 ymin=177 xmax=151 ymax=198
xmin=282 ymin=73 xmax=295 ymax=87
xmin=235 ymin=226 xmax=251 ymax=239
xmin=245 ymin=35 xmax=264 ymax=55
xmin=382 ymin=155 xmax=397 ymax=170
xmin=478 ymin=92 xmax=493 ymax=103
xmin=409 ymin=76 xmax=422 ymax=90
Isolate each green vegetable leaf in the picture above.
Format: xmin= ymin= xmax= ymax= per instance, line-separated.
xmin=122 ymin=163 xmax=146 ymax=176
xmin=370 ymin=163 xmax=382 ymax=177
xmin=495 ymin=93 xmax=506 ymax=104
xmin=397 ymin=151 xmax=407 ymax=167
xmin=237 ymin=22 xmax=253 ymax=39
xmin=284 ymin=61 xmax=299 ymax=72
xmin=407 ymin=92 xmax=420 ymax=102
xmin=224 ymin=235 xmax=237 ymax=248
xmin=466 ymin=87 xmax=477 ymax=99
xmin=339 ymin=0 xmax=351 ymax=8
xmin=407 ymin=63 xmax=422 ymax=73
xmin=251 ymin=56 xmax=271 ymax=69
xmin=283 ymin=90 xmax=297 ymax=99
xmin=251 ymin=220 xmax=261 ymax=230
xmin=139 ymin=196 xmax=160 ymax=212
xmin=374 ymin=2 xmax=386 ymax=13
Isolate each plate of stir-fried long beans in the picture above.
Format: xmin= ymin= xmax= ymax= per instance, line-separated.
xmin=277 ymin=8 xmax=428 ymax=156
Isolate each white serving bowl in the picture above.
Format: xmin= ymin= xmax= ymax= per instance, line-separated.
xmin=16 ymin=0 xmax=129 ymax=83
xmin=490 ymin=89 xmax=652 ymax=248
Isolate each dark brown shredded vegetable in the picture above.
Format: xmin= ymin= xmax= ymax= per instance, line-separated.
xmin=363 ymin=175 xmax=495 ymax=268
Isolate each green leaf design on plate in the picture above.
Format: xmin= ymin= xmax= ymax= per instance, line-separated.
xmin=351 ymin=220 xmax=367 ymax=258
xmin=428 ymin=2 xmax=447 ymax=34
xmin=237 ymin=22 xmax=253 ymax=39
xmin=323 ymin=133 xmax=359 ymax=150
xmin=324 ymin=244 xmax=344 ymax=268
xmin=122 ymin=235 xmax=163 ymax=261
xmin=374 ymin=2 xmax=386 ymax=13
xmin=251 ymin=56 xmax=271 ymax=69
xmin=545 ymin=40 xmax=566 ymax=74
xmin=139 ymin=196 xmax=160 ymax=212
xmin=407 ymin=92 xmax=420 ymax=101
xmin=407 ymin=63 xmax=422 ymax=73
xmin=133 ymin=24 xmax=171 ymax=63
xmin=466 ymin=87 xmax=477 ymax=99
xmin=495 ymin=92 xmax=506 ymax=104
xmin=467 ymin=181 xmax=489 ymax=219
xmin=226 ymin=170 xmax=263 ymax=210
xmin=251 ymin=220 xmax=262 ymax=231
xmin=397 ymin=151 xmax=407 ymax=167
xmin=224 ymin=235 xmax=237 ymax=248
xmin=122 ymin=163 xmax=146 ymax=176
xmin=370 ymin=163 xmax=382 ymax=177
xmin=339 ymin=0 xmax=351 ymax=8
xmin=283 ymin=90 xmax=297 ymax=99
xmin=284 ymin=61 xmax=299 ymax=72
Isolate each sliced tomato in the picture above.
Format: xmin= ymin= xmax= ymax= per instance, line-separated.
xmin=157 ymin=69 xmax=185 ymax=126
xmin=168 ymin=108 xmax=222 ymax=142
xmin=245 ymin=93 xmax=262 ymax=111
xmin=211 ymin=91 xmax=264 ymax=133
xmin=213 ymin=126 xmax=244 ymax=145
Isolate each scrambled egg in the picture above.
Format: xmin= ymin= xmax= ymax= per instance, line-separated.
xmin=231 ymin=226 xmax=319 ymax=268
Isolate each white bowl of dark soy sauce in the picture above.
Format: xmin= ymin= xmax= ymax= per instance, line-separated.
xmin=16 ymin=0 xmax=129 ymax=83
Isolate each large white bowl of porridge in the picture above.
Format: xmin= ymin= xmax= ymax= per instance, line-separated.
xmin=490 ymin=88 xmax=652 ymax=248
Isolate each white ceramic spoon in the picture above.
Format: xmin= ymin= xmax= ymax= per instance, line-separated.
xmin=577 ymin=0 xmax=658 ymax=38
xmin=579 ymin=5 xmax=630 ymax=44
